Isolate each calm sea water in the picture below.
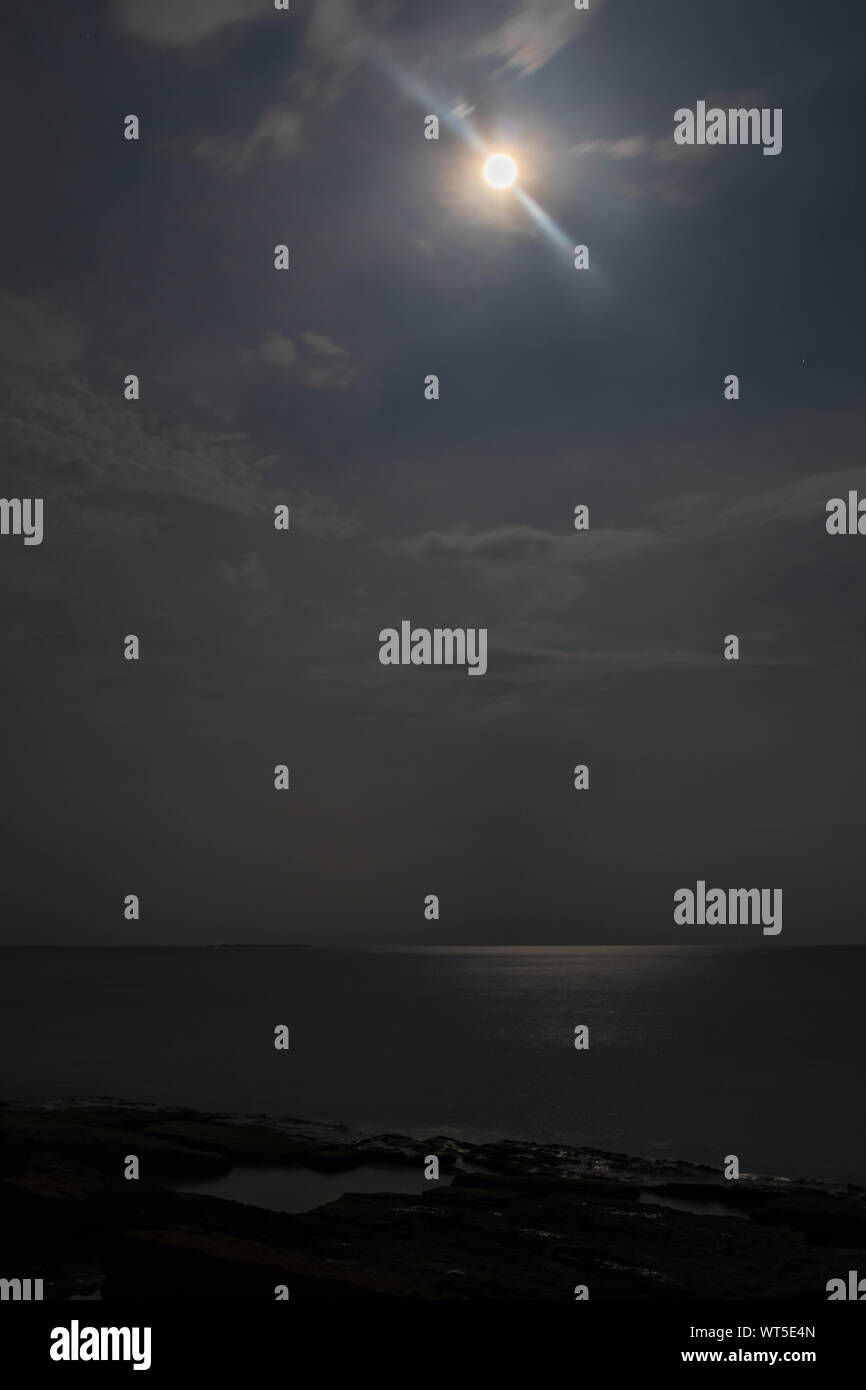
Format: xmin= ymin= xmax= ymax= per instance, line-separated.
xmin=1 ymin=946 xmax=863 ymax=1185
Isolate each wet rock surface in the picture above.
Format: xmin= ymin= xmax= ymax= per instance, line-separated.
xmin=1 ymin=1099 xmax=863 ymax=1300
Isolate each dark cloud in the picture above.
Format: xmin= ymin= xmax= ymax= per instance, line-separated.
xmin=386 ymin=523 xmax=663 ymax=566
xmin=473 ymin=0 xmax=608 ymax=75
xmin=111 ymin=0 xmax=272 ymax=48
xmin=241 ymin=329 xmax=359 ymax=389
xmin=0 ymin=295 xmax=87 ymax=369
xmin=0 ymin=369 xmax=278 ymax=522
xmin=187 ymin=106 xmax=304 ymax=172
xmin=219 ymin=552 xmax=268 ymax=591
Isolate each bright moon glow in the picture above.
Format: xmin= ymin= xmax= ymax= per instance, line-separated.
xmin=483 ymin=153 xmax=517 ymax=189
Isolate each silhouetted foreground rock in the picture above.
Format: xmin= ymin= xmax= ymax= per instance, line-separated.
xmin=1 ymin=1100 xmax=864 ymax=1300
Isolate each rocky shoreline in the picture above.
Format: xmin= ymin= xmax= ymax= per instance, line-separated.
xmin=2 ymin=1099 xmax=864 ymax=1299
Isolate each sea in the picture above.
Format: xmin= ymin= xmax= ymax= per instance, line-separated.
xmin=1 ymin=945 xmax=863 ymax=1186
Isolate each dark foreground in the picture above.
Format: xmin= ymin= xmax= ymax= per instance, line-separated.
xmin=1 ymin=1100 xmax=864 ymax=1300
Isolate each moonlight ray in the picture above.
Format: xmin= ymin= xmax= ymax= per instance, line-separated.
xmin=364 ymin=39 xmax=576 ymax=262
xmin=513 ymin=187 xmax=575 ymax=259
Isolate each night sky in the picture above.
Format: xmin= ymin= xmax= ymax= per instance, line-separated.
xmin=1 ymin=0 xmax=864 ymax=944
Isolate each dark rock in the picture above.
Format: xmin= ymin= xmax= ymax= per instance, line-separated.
xmin=1 ymin=1099 xmax=864 ymax=1300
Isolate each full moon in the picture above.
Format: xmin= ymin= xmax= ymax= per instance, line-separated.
xmin=483 ymin=153 xmax=518 ymax=189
